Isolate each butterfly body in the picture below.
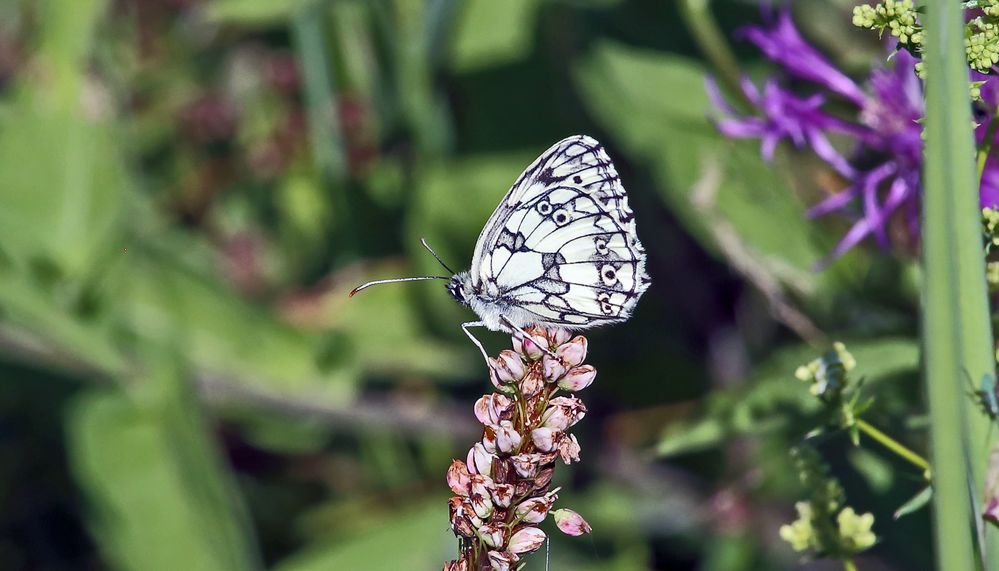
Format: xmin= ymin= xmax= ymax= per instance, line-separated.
xmin=352 ymin=135 xmax=650 ymax=359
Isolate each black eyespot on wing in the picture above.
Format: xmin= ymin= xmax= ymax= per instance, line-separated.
xmin=572 ymin=175 xmax=582 ymax=184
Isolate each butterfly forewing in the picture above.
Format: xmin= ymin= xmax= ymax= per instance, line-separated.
xmin=470 ymin=135 xmax=650 ymax=328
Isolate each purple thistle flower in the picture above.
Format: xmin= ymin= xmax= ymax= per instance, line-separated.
xmin=711 ymin=8 xmax=999 ymax=264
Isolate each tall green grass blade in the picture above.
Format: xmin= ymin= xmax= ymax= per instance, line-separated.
xmin=922 ymin=2 xmax=998 ymax=567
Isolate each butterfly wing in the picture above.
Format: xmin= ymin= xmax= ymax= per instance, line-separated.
xmin=470 ymin=135 xmax=650 ymax=328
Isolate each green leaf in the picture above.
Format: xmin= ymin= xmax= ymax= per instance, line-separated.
xmin=922 ymin=2 xmax=999 ymax=567
xmin=66 ymin=360 xmax=261 ymax=571
xmin=203 ymin=0 xmax=314 ymax=26
xmin=894 ymin=486 xmax=933 ymax=521
xmin=657 ymin=338 xmax=918 ymax=457
xmin=273 ymin=499 xmax=452 ymax=571
xmin=449 ymin=0 xmax=540 ymax=71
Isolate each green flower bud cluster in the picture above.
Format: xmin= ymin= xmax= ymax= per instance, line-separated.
xmin=967 ymin=18 xmax=999 ymax=73
xmin=853 ymin=1 xmax=922 ymax=46
xmin=795 ymin=342 xmax=856 ymax=400
xmin=983 ymin=207 xmax=999 ymax=252
xmin=779 ymin=446 xmax=876 ymax=557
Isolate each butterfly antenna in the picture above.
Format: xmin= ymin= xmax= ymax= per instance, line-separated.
xmin=420 ymin=238 xmax=457 ymax=275
xmin=349 ymin=276 xmax=449 ymax=297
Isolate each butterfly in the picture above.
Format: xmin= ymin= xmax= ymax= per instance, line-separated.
xmin=350 ymin=135 xmax=651 ymax=361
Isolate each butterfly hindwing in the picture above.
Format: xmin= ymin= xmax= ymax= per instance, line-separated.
xmin=470 ymin=135 xmax=650 ymax=328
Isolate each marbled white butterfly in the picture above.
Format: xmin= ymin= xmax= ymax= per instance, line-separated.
xmin=351 ymin=135 xmax=651 ymax=360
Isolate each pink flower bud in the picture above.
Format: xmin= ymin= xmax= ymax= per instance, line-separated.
xmin=448 ymin=497 xmax=478 ymax=537
xmin=551 ymin=328 xmax=572 ymax=346
xmin=531 ymin=427 xmax=559 ymax=452
xmin=542 ymin=354 xmax=567 ymax=380
xmin=491 ymin=420 xmax=523 ymax=454
xmin=486 ymin=550 xmax=517 ymax=571
xmin=543 ymin=396 xmax=587 ymax=431
xmin=519 ymin=371 xmax=545 ymax=397
xmin=491 ymin=483 xmax=514 ymax=508
xmin=470 ymin=475 xmax=495 ymax=519
xmin=508 ymin=526 xmax=546 ymax=554
xmin=553 ymin=508 xmax=592 ymax=536
xmin=475 ymin=394 xmax=515 ymax=425
xmin=490 ymin=350 xmax=526 ymax=384
xmin=558 ymin=433 xmax=581 ymax=463
xmin=558 ymin=365 xmax=596 ymax=391
xmin=510 ymin=453 xmax=543 ymax=478
xmin=556 ymin=335 xmax=587 ymax=366
xmin=478 ymin=522 xmax=506 ymax=548
xmin=514 ymin=494 xmax=557 ymax=523
xmin=442 ymin=558 xmax=469 ymax=571
xmin=533 ymin=467 xmax=554 ymax=490
xmin=446 ymin=460 xmax=471 ymax=495
xmin=467 ymin=443 xmax=496 ymax=476
xmin=516 ymin=334 xmax=548 ymax=360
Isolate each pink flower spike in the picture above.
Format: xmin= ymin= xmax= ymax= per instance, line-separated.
xmin=508 ymin=526 xmax=547 ymax=554
xmin=531 ymin=427 xmax=559 ymax=452
xmin=556 ymin=335 xmax=587 ymax=367
xmin=446 ymin=460 xmax=471 ymax=495
xmin=558 ymin=365 xmax=596 ymax=392
xmin=553 ymin=508 xmax=593 ymax=536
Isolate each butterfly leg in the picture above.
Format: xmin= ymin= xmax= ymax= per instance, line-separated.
xmin=499 ymin=315 xmax=558 ymax=359
xmin=461 ymin=321 xmax=491 ymax=365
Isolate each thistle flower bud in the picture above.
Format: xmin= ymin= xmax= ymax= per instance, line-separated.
xmin=558 ymin=365 xmax=596 ymax=391
xmin=508 ymin=526 xmax=546 ymax=554
xmin=446 ymin=460 xmax=471 ymax=495
xmin=556 ymin=335 xmax=587 ymax=367
xmin=553 ymin=508 xmax=592 ymax=536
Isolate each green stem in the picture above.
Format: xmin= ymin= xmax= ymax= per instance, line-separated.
xmin=855 ymin=419 xmax=931 ymax=478
xmin=977 ymin=108 xmax=999 ymax=179
xmin=678 ymin=0 xmax=750 ymax=111
xmin=843 ymin=558 xmax=858 ymax=571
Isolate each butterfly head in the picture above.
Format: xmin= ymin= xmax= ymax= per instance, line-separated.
xmin=446 ymin=272 xmax=474 ymax=307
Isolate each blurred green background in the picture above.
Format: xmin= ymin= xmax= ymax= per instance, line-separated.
xmin=0 ymin=0 xmax=932 ymax=569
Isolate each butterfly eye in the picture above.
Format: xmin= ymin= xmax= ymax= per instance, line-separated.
xmin=600 ymin=264 xmax=618 ymax=285
xmin=553 ymin=209 xmax=571 ymax=226
xmin=536 ymin=201 xmax=553 ymax=215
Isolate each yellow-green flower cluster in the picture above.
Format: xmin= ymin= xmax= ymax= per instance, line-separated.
xmin=795 ymin=342 xmax=856 ymax=399
xmin=779 ymin=503 xmax=876 ymax=554
xmin=967 ymin=19 xmax=999 ymax=73
xmin=852 ymin=1 xmax=922 ymax=46
xmin=984 ymin=207 xmax=999 ymax=251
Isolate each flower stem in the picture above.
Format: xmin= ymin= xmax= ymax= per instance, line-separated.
xmin=843 ymin=557 xmax=858 ymax=571
xmin=678 ymin=0 xmax=750 ymax=111
xmin=976 ymin=107 xmax=999 ymax=179
xmin=855 ymin=419 xmax=931 ymax=478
